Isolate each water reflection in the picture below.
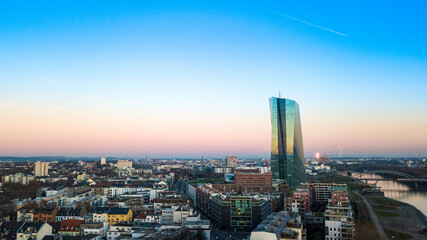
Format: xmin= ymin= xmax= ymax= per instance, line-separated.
xmin=351 ymin=173 xmax=427 ymax=215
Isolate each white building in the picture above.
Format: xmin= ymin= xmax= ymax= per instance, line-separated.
xmin=106 ymin=222 xmax=133 ymax=240
xmin=2 ymin=173 xmax=35 ymax=185
xmin=160 ymin=208 xmax=175 ymax=225
xmin=250 ymin=211 xmax=304 ymax=240
xmin=134 ymin=213 xmax=161 ymax=224
xmin=45 ymin=188 xmax=65 ymax=197
xmin=172 ymin=205 xmax=193 ymax=224
xmin=81 ymin=222 xmax=108 ymax=238
xmin=159 ymin=204 xmax=194 ymax=225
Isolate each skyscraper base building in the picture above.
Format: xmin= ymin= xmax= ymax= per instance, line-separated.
xmin=269 ymin=97 xmax=306 ymax=187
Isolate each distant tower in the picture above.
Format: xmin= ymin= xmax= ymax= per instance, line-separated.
xmin=101 ymin=157 xmax=106 ymax=165
xmin=34 ymin=161 xmax=49 ymax=177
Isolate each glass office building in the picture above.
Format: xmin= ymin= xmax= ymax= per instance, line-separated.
xmin=269 ymin=97 xmax=305 ymax=187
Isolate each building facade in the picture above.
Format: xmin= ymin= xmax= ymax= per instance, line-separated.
xmin=300 ymin=183 xmax=347 ymax=203
xmin=116 ymin=160 xmax=132 ymax=169
xmin=250 ymin=211 xmax=305 ymax=240
xmin=33 ymin=161 xmax=49 ymax=177
xmin=234 ymin=171 xmax=273 ymax=193
xmin=325 ymin=188 xmax=355 ymax=240
xmin=107 ymin=207 xmax=133 ymax=226
xmin=269 ymin=97 xmax=305 ymax=187
xmin=210 ymin=195 xmax=270 ymax=232
xmin=226 ymin=156 xmax=238 ymax=167
xmin=16 ymin=222 xmax=52 ymax=240
xmin=2 ymin=173 xmax=35 ymax=185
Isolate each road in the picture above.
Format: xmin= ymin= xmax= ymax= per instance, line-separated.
xmin=354 ymin=191 xmax=387 ymax=240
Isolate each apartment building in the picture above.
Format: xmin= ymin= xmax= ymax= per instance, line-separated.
xmin=325 ymin=188 xmax=355 ymax=240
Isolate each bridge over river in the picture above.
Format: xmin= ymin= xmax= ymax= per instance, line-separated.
xmin=349 ymin=166 xmax=427 ymax=182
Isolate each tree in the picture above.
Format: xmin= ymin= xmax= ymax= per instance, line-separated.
xmin=196 ymin=230 xmax=207 ymax=240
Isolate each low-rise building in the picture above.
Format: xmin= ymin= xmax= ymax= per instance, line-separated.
xmin=58 ymin=219 xmax=84 ymax=236
xmin=33 ymin=206 xmax=59 ymax=222
xmin=92 ymin=207 xmax=110 ymax=223
xmin=173 ymin=205 xmax=194 ymax=224
xmin=250 ymin=211 xmax=305 ymax=240
xmin=17 ymin=208 xmax=35 ymax=222
xmin=0 ymin=222 xmax=25 ymax=240
xmin=107 ymin=208 xmax=133 ymax=226
xmin=81 ymin=222 xmax=108 ymax=238
xmin=2 ymin=173 xmax=35 ymax=185
xmin=106 ymin=222 xmax=133 ymax=240
xmin=55 ymin=207 xmax=87 ymax=222
xmin=16 ymin=222 xmax=52 ymax=240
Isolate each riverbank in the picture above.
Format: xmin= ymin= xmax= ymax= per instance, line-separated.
xmin=352 ymin=191 xmax=386 ymax=240
xmin=366 ymin=195 xmax=427 ymax=240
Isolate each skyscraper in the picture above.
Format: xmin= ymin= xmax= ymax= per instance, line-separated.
xmin=269 ymin=97 xmax=305 ymax=187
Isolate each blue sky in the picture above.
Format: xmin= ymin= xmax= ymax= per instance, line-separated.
xmin=0 ymin=1 xmax=426 ymax=158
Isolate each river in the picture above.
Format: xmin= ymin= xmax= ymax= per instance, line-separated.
xmin=351 ymin=173 xmax=427 ymax=216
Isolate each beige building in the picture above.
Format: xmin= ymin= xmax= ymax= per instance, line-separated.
xmin=34 ymin=161 xmax=49 ymax=177
xmin=16 ymin=222 xmax=52 ymax=240
xmin=92 ymin=207 xmax=110 ymax=223
xmin=226 ymin=156 xmax=238 ymax=167
xmin=116 ymin=160 xmax=132 ymax=169
xmin=77 ymin=173 xmax=88 ymax=182
xmin=100 ymin=157 xmax=106 ymax=165
xmin=2 ymin=173 xmax=35 ymax=185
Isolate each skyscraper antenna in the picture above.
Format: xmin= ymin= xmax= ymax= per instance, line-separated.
xmin=279 ymin=90 xmax=281 ymax=98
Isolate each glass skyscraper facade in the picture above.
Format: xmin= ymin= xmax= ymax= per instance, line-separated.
xmin=269 ymin=97 xmax=305 ymax=187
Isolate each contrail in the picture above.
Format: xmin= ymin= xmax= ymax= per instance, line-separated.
xmin=74 ymin=95 xmax=98 ymax=101
xmin=276 ymin=13 xmax=348 ymax=37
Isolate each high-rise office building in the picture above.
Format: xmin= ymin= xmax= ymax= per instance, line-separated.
xmin=269 ymin=97 xmax=305 ymax=187
xmin=33 ymin=161 xmax=49 ymax=177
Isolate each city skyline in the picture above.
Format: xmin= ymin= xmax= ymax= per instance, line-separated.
xmin=1 ymin=1 xmax=427 ymax=158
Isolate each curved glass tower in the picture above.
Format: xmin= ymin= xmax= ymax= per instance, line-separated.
xmin=269 ymin=97 xmax=305 ymax=187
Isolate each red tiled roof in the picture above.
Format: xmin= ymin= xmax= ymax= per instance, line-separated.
xmin=58 ymin=219 xmax=84 ymax=232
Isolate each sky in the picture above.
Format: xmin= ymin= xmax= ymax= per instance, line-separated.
xmin=0 ymin=0 xmax=426 ymax=158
